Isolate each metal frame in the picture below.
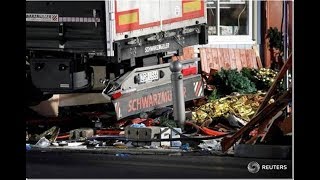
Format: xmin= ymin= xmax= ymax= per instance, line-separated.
xmin=207 ymin=0 xmax=254 ymax=44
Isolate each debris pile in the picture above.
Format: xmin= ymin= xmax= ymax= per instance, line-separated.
xmin=192 ymin=92 xmax=266 ymax=125
xmin=26 ymin=55 xmax=292 ymax=158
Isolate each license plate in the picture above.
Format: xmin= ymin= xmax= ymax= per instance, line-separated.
xmin=138 ymin=70 xmax=159 ymax=83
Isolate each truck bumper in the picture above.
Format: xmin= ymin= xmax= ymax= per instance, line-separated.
xmin=112 ymin=74 xmax=204 ymax=120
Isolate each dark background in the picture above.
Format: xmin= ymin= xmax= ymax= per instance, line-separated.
xmin=0 ymin=1 xmax=308 ymax=179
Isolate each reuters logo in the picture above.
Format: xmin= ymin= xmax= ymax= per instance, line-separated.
xmin=248 ymin=161 xmax=260 ymax=173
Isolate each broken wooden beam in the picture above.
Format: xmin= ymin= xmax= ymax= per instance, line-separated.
xmin=254 ymin=54 xmax=292 ymax=115
xmin=221 ymin=88 xmax=292 ymax=152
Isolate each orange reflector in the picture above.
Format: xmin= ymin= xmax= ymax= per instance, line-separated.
xmin=119 ymin=12 xmax=138 ymax=25
xmin=183 ymin=0 xmax=201 ymax=13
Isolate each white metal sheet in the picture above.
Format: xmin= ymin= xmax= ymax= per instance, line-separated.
xmin=114 ymin=0 xmax=207 ymax=41
xmin=139 ymin=0 xmax=160 ymax=24
xmin=160 ymin=0 xmax=182 ymax=21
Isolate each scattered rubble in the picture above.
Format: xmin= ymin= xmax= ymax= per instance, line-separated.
xmin=198 ymin=139 xmax=222 ymax=151
xmin=35 ymin=137 xmax=51 ymax=148
xmin=26 ymin=57 xmax=292 ymax=159
xmin=191 ymin=92 xmax=266 ymax=124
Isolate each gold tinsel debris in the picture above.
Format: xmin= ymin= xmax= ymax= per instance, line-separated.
xmin=192 ymin=92 xmax=268 ymax=124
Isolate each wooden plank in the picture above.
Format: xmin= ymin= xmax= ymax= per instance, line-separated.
xmin=218 ymin=48 xmax=225 ymax=70
xmin=182 ymin=47 xmax=188 ymax=60
xmin=206 ymin=48 xmax=212 ymax=73
xmin=252 ymin=45 xmax=263 ymax=68
xmin=211 ymin=48 xmax=218 ymax=71
xmin=206 ymin=49 xmax=211 ymax=73
xmin=210 ymin=48 xmax=221 ymax=70
xmin=245 ymin=49 xmax=253 ymax=68
xmin=200 ymin=47 xmax=263 ymax=72
xmin=254 ymin=54 xmax=292 ymax=115
xmin=199 ymin=48 xmax=205 ymax=72
xmin=259 ymin=111 xmax=284 ymax=142
xmin=221 ymin=89 xmax=291 ymax=152
xmin=228 ymin=48 xmax=237 ymax=70
xmin=185 ymin=47 xmax=194 ymax=59
xmin=223 ymin=48 xmax=231 ymax=69
xmin=30 ymin=95 xmax=60 ymax=117
xmin=212 ymin=48 xmax=220 ymax=70
xmin=199 ymin=48 xmax=208 ymax=73
xmin=240 ymin=49 xmax=247 ymax=68
xmin=219 ymin=48 xmax=225 ymax=69
xmin=250 ymin=50 xmax=258 ymax=69
xmin=256 ymin=56 xmax=263 ymax=68
xmin=279 ymin=115 xmax=292 ymax=134
xmin=209 ymin=48 xmax=215 ymax=71
xmin=205 ymin=48 xmax=211 ymax=73
xmin=59 ymin=93 xmax=109 ymax=107
xmin=234 ymin=49 xmax=242 ymax=70
xmin=246 ymin=110 xmax=284 ymax=144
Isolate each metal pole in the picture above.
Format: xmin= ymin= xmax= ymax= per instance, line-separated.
xmin=170 ymin=61 xmax=186 ymax=130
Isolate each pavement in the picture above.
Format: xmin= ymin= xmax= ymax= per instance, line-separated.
xmin=26 ymin=147 xmax=292 ymax=178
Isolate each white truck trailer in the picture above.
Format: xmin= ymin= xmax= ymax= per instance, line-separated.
xmin=26 ymin=0 xmax=208 ymax=119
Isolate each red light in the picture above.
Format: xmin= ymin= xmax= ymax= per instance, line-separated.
xmin=181 ymin=66 xmax=197 ymax=76
xmin=111 ymin=92 xmax=122 ymax=100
